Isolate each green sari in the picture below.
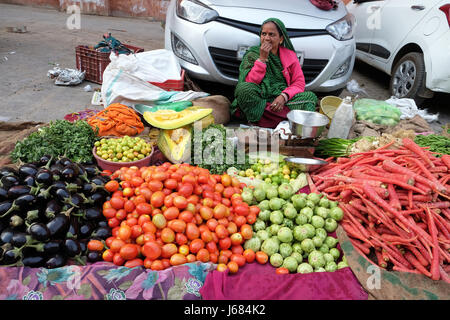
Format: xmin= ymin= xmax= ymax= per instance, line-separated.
xmin=230 ymin=18 xmax=317 ymax=123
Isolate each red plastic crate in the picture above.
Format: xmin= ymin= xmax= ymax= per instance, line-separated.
xmin=149 ymin=69 xmax=185 ymax=91
xmin=75 ymin=44 xmax=144 ymax=84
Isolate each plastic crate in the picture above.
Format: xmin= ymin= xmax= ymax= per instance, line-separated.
xmin=75 ymin=44 xmax=144 ymax=84
xmin=149 ymin=69 xmax=185 ymax=91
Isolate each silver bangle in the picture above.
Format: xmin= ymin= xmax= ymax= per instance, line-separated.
xmin=281 ymin=92 xmax=289 ymax=103
xmin=257 ymin=58 xmax=267 ymax=64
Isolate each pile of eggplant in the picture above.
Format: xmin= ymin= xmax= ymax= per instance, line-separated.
xmin=0 ymin=156 xmax=112 ymax=269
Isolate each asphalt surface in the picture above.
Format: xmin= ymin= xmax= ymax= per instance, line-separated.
xmin=1 ymin=4 xmax=449 ymax=133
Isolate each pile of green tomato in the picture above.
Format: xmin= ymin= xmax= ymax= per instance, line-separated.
xmin=238 ymin=158 xmax=299 ymax=186
xmin=241 ymin=182 xmax=349 ymax=274
xmin=94 ymin=136 xmax=153 ymax=163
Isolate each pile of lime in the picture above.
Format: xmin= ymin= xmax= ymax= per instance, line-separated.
xmin=238 ymin=158 xmax=299 ymax=186
xmin=94 ymin=136 xmax=152 ymax=162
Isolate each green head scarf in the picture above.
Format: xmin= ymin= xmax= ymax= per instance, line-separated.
xmin=261 ymin=18 xmax=295 ymax=52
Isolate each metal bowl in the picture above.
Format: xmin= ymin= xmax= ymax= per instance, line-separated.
xmin=284 ymin=157 xmax=328 ymax=172
xmin=286 ymin=110 xmax=329 ymax=138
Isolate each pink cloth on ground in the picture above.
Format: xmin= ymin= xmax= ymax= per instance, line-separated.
xmin=199 ymin=263 xmax=368 ymax=300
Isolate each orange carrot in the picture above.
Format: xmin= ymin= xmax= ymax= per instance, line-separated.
xmin=402 ymin=138 xmax=435 ymax=168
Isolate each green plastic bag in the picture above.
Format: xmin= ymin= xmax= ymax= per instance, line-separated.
xmin=354 ymin=99 xmax=401 ymax=126
xmin=133 ymin=101 xmax=193 ymax=115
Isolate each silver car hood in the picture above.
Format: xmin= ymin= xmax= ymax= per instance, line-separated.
xmin=202 ymin=0 xmax=347 ymax=27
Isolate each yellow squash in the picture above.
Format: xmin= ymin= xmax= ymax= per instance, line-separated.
xmin=157 ymin=114 xmax=215 ymax=163
xmin=144 ymin=106 xmax=213 ymax=129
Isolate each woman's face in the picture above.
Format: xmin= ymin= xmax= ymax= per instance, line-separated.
xmin=260 ymin=22 xmax=283 ymax=55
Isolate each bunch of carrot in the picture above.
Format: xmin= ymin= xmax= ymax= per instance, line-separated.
xmin=310 ymin=138 xmax=450 ymax=282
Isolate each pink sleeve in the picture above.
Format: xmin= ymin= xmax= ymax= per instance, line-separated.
xmin=282 ymin=58 xmax=306 ymax=100
xmin=245 ymin=60 xmax=267 ymax=84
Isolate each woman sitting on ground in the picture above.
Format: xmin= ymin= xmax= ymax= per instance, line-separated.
xmin=230 ymin=18 xmax=318 ymax=128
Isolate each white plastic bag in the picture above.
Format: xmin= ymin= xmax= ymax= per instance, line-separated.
xmin=385 ymin=96 xmax=439 ymax=122
xmin=346 ymin=79 xmax=368 ymax=96
xmin=109 ymin=49 xmax=182 ymax=83
xmin=101 ymin=54 xmax=208 ymax=107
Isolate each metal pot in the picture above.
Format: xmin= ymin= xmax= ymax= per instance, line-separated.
xmin=286 ymin=110 xmax=329 ymax=138
xmin=284 ymin=157 xmax=328 ymax=172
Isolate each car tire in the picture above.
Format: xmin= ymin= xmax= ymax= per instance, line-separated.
xmin=389 ymin=52 xmax=426 ymax=102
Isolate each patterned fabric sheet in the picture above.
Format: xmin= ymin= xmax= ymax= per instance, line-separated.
xmin=0 ymin=261 xmax=215 ymax=300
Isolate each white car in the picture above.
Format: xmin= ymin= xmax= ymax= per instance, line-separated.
xmin=347 ymin=0 xmax=450 ymax=101
xmin=164 ymin=0 xmax=356 ymax=94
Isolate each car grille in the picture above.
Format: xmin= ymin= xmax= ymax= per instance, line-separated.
xmin=208 ymin=47 xmax=328 ymax=84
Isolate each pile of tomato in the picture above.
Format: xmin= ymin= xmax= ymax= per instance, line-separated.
xmin=87 ymin=162 xmax=269 ymax=273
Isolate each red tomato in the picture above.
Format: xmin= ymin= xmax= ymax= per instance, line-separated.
xmin=161 ymin=243 xmax=178 ymax=259
xmin=246 ymin=213 xmax=257 ymax=225
xmin=210 ymin=253 xmax=218 ymax=264
xmin=175 ymin=232 xmax=188 ymax=246
xmin=230 ymin=253 xmax=246 ymax=267
xmin=206 ymin=218 xmax=219 ymax=232
xmin=230 ymin=232 xmax=243 ymax=246
xmin=216 ymin=263 xmax=228 ymax=272
xmin=163 ymin=207 xmax=180 ymax=220
xmin=173 ymin=196 xmax=188 ymax=209
xmin=170 ymin=253 xmax=187 ymax=266
xmin=124 ymin=258 xmax=144 ymax=268
xmin=105 ymin=180 xmax=120 ymax=193
xmin=231 ymin=245 xmax=244 ymax=255
xmin=249 ymin=205 xmax=260 ymax=216
xmin=118 ymin=225 xmax=132 ymax=241
xmin=113 ymin=253 xmax=125 ymax=266
xmin=276 ymin=267 xmax=290 ymax=275
xmin=196 ymin=248 xmax=210 ymax=263
xmin=186 ymin=254 xmax=196 ymax=263
xmin=218 ymin=254 xmax=229 ymax=265
xmin=87 ymin=240 xmax=104 ymax=251
xmin=226 ymin=222 xmax=238 ymax=235
xmin=255 ymin=251 xmax=269 ymax=264
xmin=164 ymin=178 xmax=178 ymax=190
xmin=234 ymin=204 xmax=249 ymax=216
xmin=206 ymin=241 xmax=218 ymax=253
xmin=201 ymin=229 xmax=214 ymax=243
xmin=215 ymin=224 xmax=229 ymax=239
xmin=160 ymin=227 xmax=175 ymax=243
xmin=119 ymin=244 xmax=139 ymax=260
xmin=179 ymin=211 xmax=194 ymax=223
xmin=168 ymin=219 xmax=186 ymax=233
xmin=124 ymin=200 xmax=135 ymax=213
xmin=199 ymin=206 xmax=213 ymax=220
xmin=110 ymin=197 xmax=125 ymax=210
xmin=138 ymin=214 xmax=151 ymax=226
xmin=150 ymin=191 xmax=165 ymax=208
xmin=227 ymin=261 xmax=239 ymax=274
xmin=185 ymin=223 xmax=200 ymax=240
xmin=240 ymin=224 xmax=253 ymax=240
xmin=131 ymin=176 xmax=144 ymax=188
xmin=150 ymin=260 xmax=164 ymax=271
xmin=141 ymin=241 xmax=161 ymax=260
xmin=243 ymin=249 xmax=256 ymax=263
xmin=130 ymin=225 xmax=143 ymax=238
xmin=142 ymin=221 xmax=157 ymax=234
xmin=218 ymin=237 xmax=231 ymax=250
xmin=213 ymin=204 xmax=227 ymax=220
xmin=136 ymin=202 xmax=152 ymax=215
xmin=102 ymin=249 xmax=114 ymax=262
xmin=189 ymin=239 xmax=205 ymax=254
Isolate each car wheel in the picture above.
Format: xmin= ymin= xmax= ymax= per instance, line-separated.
xmin=390 ymin=52 xmax=426 ymax=100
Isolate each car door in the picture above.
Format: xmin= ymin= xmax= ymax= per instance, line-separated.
xmin=370 ymin=0 xmax=442 ymax=64
xmin=347 ymin=0 xmax=387 ymax=60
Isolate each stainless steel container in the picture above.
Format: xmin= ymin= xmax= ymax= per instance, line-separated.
xmin=286 ymin=110 xmax=329 ymax=138
xmin=284 ymin=157 xmax=328 ymax=172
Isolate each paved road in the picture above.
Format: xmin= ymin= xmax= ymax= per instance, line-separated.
xmin=1 ymin=4 xmax=448 ymax=133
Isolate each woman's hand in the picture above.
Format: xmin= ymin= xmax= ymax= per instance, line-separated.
xmin=259 ymin=42 xmax=272 ymax=62
xmin=270 ymin=95 xmax=286 ymax=112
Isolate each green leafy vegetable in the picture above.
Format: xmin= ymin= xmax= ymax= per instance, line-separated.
xmin=191 ymin=124 xmax=250 ymax=174
xmin=414 ymin=134 xmax=450 ymax=157
xmin=315 ymin=137 xmax=362 ymax=158
xmin=11 ymin=120 xmax=98 ymax=163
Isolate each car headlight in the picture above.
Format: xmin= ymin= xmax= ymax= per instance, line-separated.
xmin=176 ymin=0 xmax=218 ymax=24
xmin=326 ymin=13 xmax=355 ymax=41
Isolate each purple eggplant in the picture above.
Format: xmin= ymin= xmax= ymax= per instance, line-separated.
xmin=18 ymin=164 xmax=38 ymax=179
xmin=45 ymin=254 xmax=66 ymax=269
xmin=28 ymin=223 xmax=51 ymax=242
xmin=46 ymin=213 xmax=70 ymax=238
